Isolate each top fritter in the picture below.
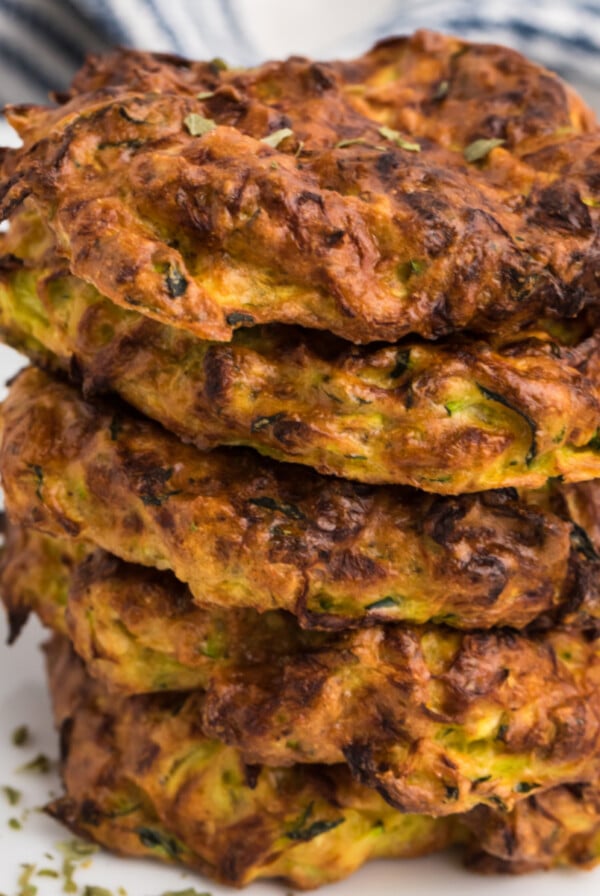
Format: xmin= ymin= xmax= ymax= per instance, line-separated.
xmin=1 ymin=29 xmax=599 ymax=344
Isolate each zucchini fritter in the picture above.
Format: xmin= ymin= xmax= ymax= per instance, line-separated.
xmin=1 ymin=526 xmax=332 ymax=692
xmin=6 ymin=524 xmax=600 ymax=817
xmin=2 ymin=32 xmax=599 ymax=344
xmin=202 ymin=620 xmax=600 ymax=816
xmin=5 ymin=524 xmax=600 ymax=697
xmin=46 ymin=638 xmax=600 ymax=885
xmin=463 ymin=785 xmax=600 ymax=873
xmin=45 ymin=636 xmax=456 ymax=889
xmin=3 ymin=209 xmax=600 ymax=491
xmin=2 ymin=367 xmax=596 ymax=631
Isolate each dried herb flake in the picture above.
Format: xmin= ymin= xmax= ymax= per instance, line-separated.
xmin=209 ymin=57 xmax=228 ymax=71
xmin=2 ymin=784 xmax=21 ymax=805
xmin=514 ymin=781 xmax=540 ymax=794
xmin=160 ymin=890 xmax=212 ymax=896
xmin=378 ymin=126 xmax=420 ymax=152
xmin=12 ymin=725 xmax=29 ymax=747
xmin=56 ymin=838 xmax=99 ymax=860
xmin=248 ymin=496 xmax=305 ymax=521
xmin=288 ymin=817 xmax=345 ymax=842
xmin=17 ymin=753 xmax=51 ymax=774
xmin=137 ymin=826 xmax=181 ymax=859
xmin=464 ymin=138 xmax=505 ymax=163
xmin=62 ymin=859 xmax=77 ymax=894
xmin=18 ymin=864 xmax=37 ymax=896
xmin=184 ymin=114 xmax=216 ymax=137
xmin=432 ymin=79 xmax=449 ymax=101
xmin=261 ymin=127 xmax=294 ymax=148
xmin=335 ymin=138 xmax=384 ymax=150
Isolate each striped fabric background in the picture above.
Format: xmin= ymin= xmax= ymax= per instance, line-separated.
xmin=0 ymin=0 xmax=600 ymax=110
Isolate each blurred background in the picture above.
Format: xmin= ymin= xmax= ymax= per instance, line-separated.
xmin=0 ymin=0 xmax=599 ymax=113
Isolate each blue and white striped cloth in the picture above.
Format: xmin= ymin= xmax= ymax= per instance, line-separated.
xmin=0 ymin=0 xmax=600 ymax=109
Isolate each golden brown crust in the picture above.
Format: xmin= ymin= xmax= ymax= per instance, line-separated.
xmin=3 ymin=206 xmax=600 ymax=491
xmin=5 ymin=523 xmax=599 ymax=700
xmin=44 ymin=636 xmax=456 ymax=889
xmin=45 ymin=637 xmax=600 ymax=884
xmin=3 ymin=367 xmax=598 ymax=630
xmin=1 ymin=526 xmax=333 ymax=693
xmin=9 ymin=521 xmax=600 ymax=817
xmin=463 ymin=783 xmax=600 ymax=872
xmin=0 ymin=523 xmax=86 ymax=642
xmin=2 ymin=32 xmax=600 ymax=344
xmin=200 ymin=622 xmax=600 ymax=815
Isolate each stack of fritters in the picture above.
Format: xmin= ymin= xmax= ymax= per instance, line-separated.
xmin=2 ymin=28 xmax=600 ymax=888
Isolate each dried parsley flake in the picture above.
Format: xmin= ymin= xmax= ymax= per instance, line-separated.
xmin=261 ymin=128 xmax=294 ymax=148
xmin=378 ymin=126 xmax=420 ymax=152
xmin=463 ymin=138 xmax=505 ymax=163
xmin=12 ymin=725 xmax=30 ymax=747
xmin=183 ymin=114 xmax=216 ymax=137
xmin=17 ymin=754 xmax=52 ymax=774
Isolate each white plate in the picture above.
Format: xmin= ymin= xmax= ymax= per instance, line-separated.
xmin=0 ymin=339 xmax=599 ymax=894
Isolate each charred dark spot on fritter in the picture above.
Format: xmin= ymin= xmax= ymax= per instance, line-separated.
xmin=375 ymin=151 xmax=400 ymax=181
xmin=216 ymin=815 xmax=272 ymax=884
xmin=58 ymin=716 xmax=74 ymax=764
xmin=242 ymin=762 xmax=262 ymax=790
xmin=226 ymin=311 xmax=255 ymax=327
xmin=250 ymin=412 xmax=311 ymax=449
xmin=389 ymin=349 xmax=411 ymax=379
xmin=297 ymin=190 xmax=326 ymax=211
xmin=324 ymin=228 xmax=346 ymax=247
xmin=308 ymin=63 xmax=336 ymax=93
xmin=164 ymin=263 xmax=188 ymax=298
xmin=403 ymin=191 xmax=456 ymax=256
xmin=55 ymin=513 xmax=82 ymax=537
xmin=204 ymin=84 xmax=250 ymax=125
xmin=135 ymin=741 xmax=161 ymax=774
xmin=529 ymin=182 xmax=593 ymax=235
xmin=341 ymin=741 xmax=376 ymax=786
xmin=281 ymin=655 xmax=332 ymax=706
xmin=0 ymin=253 xmax=24 ymax=273
xmin=327 ymin=549 xmax=386 ymax=583
xmin=122 ymin=510 xmax=144 ymax=534
xmin=423 ymin=496 xmax=469 ymax=544
xmin=133 ymin=464 xmax=181 ymax=507
xmin=202 ymin=344 xmax=234 ymax=404
xmin=79 ymin=798 xmax=103 ymax=826
xmin=271 ymin=417 xmax=312 ymax=449
xmin=5 ymin=600 xmax=30 ymax=644
xmin=444 ymin=634 xmax=511 ymax=704
xmin=464 ymin=554 xmax=508 ymax=604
